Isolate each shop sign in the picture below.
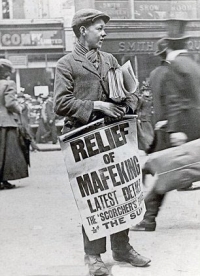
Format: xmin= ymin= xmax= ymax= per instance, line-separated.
xmin=103 ymin=39 xmax=157 ymax=54
xmin=187 ymin=39 xmax=200 ymax=51
xmin=95 ymin=0 xmax=131 ymax=19
xmin=134 ymin=1 xmax=197 ymax=19
xmin=8 ymin=55 xmax=27 ymax=66
xmin=118 ymin=40 xmax=155 ymax=52
xmin=0 ymin=29 xmax=64 ymax=48
xmin=103 ymin=38 xmax=200 ymax=54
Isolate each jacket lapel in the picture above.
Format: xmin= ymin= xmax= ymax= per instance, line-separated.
xmin=73 ymin=52 xmax=100 ymax=78
xmin=72 ymin=51 xmax=114 ymax=95
xmin=99 ymin=53 xmax=112 ymax=79
xmin=99 ymin=52 xmax=115 ymax=95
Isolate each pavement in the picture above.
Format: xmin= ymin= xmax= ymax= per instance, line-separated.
xmin=0 ymin=149 xmax=200 ymax=276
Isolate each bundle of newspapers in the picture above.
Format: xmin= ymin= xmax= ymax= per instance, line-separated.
xmin=108 ymin=60 xmax=139 ymax=103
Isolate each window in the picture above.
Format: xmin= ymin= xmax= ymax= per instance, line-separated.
xmin=2 ymin=0 xmax=10 ymax=19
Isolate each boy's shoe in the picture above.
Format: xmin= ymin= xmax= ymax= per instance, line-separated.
xmin=84 ymin=254 xmax=110 ymax=276
xmin=112 ymin=248 xmax=151 ymax=267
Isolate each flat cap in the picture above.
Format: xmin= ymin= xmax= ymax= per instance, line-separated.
xmin=0 ymin=58 xmax=14 ymax=73
xmin=71 ymin=9 xmax=110 ymax=27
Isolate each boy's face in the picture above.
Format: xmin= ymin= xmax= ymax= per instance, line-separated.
xmin=84 ymin=19 xmax=106 ymax=50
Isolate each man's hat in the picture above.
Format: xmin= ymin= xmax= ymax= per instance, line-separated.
xmin=154 ymin=38 xmax=168 ymax=56
xmin=71 ymin=9 xmax=110 ymax=27
xmin=165 ymin=19 xmax=190 ymax=40
xmin=38 ymin=93 xmax=47 ymax=99
xmin=0 ymin=58 xmax=15 ymax=73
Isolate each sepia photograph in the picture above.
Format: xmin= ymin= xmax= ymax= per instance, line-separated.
xmin=0 ymin=0 xmax=200 ymax=276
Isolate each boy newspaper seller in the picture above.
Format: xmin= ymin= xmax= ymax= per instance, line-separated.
xmin=54 ymin=9 xmax=150 ymax=276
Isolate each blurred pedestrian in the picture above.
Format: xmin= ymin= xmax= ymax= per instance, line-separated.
xmin=35 ymin=94 xmax=48 ymax=143
xmin=44 ymin=92 xmax=57 ymax=144
xmin=147 ymin=38 xmax=170 ymax=153
xmin=0 ymin=59 xmax=29 ymax=189
xmin=132 ymin=19 xmax=200 ymax=232
xmin=54 ymin=8 xmax=150 ymax=276
xmin=136 ymin=84 xmax=154 ymax=153
xmin=131 ymin=38 xmax=170 ymax=231
xmin=17 ymin=92 xmax=39 ymax=152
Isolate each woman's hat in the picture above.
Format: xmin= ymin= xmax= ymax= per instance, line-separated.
xmin=17 ymin=92 xmax=25 ymax=98
xmin=165 ymin=19 xmax=190 ymax=40
xmin=71 ymin=9 xmax=110 ymax=27
xmin=154 ymin=38 xmax=168 ymax=56
xmin=0 ymin=58 xmax=15 ymax=73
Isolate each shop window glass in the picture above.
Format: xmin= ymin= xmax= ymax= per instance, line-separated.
xmin=28 ymin=54 xmax=46 ymax=62
xmin=137 ymin=54 xmax=160 ymax=84
xmin=95 ymin=0 xmax=131 ymax=19
xmin=46 ymin=53 xmax=65 ymax=62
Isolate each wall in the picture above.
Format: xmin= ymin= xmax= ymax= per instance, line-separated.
xmin=0 ymin=0 xmax=74 ymax=25
xmin=74 ymin=0 xmax=94 ymax=10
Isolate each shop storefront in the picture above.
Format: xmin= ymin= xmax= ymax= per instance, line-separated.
xmin=103 ymin=19 xmax=200 ymax=84
xmin=0 ymin=19 xmax=65 ymax=95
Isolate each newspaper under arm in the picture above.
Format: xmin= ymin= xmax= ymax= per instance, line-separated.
xmin=108 ymin=60 xmax=139 ymax=107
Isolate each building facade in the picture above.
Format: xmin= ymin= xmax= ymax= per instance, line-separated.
xmin=74 ymin=0 xmax=200 ymax=20
xmin=0 ymin=0 xmax=74 ymax=95
xmin=1 ymin=0 xmax=200 ymax=91
xmin=132 ymin=0 xmax=200 ymax=19
xmin=0 ymin=19 xmax=65 ymax=95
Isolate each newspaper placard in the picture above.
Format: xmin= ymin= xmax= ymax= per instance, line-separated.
xmin=59 ymin=117 xmax=145 ymax=241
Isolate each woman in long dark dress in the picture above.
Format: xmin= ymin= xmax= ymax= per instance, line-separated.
xmin=0 ymin=59 xmax=29 ymax=189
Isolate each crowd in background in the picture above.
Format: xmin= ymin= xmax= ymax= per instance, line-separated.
xmin=16 ymin=91 xmax=60 ymax=144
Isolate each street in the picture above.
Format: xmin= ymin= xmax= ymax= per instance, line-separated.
xmin=0 ymin=150 xmax=200 ymax=276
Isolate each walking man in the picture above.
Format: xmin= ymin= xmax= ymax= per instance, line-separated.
xmin=132 ymin=19 xmax=200 ymax=232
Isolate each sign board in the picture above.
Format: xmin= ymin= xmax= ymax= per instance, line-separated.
xmin=8 ymin=55 xmax=27 ymax=67
xmin=60 ymin=117 xmax=145 ymax=241
xmin=34 ymin=86 xmax=49 ymax=97
xmin=0 ymin=29 xmax=64 ymax=49
xmin=103 ymin=39 xmax=157 ymax=54
xmin=95 ymin=0 xmax=131 ymax=19
xmin=102 ymin=38 xmax=200 ymax=54
xmin=134 ymin=1 xmax=197 ymax=19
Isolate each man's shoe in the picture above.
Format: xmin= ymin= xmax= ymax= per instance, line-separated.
xmin=130 ymin=219 xmax=156 ymax=231
xmin=112 ymin=248 xmax=151 ymax=267
xmin=84 ymin=254 xmax=110 ymax=276
xmin=2 ymin=181 xmax=16 ymax=189
xmin=0 ymin=182 xmax=4 ymax=190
